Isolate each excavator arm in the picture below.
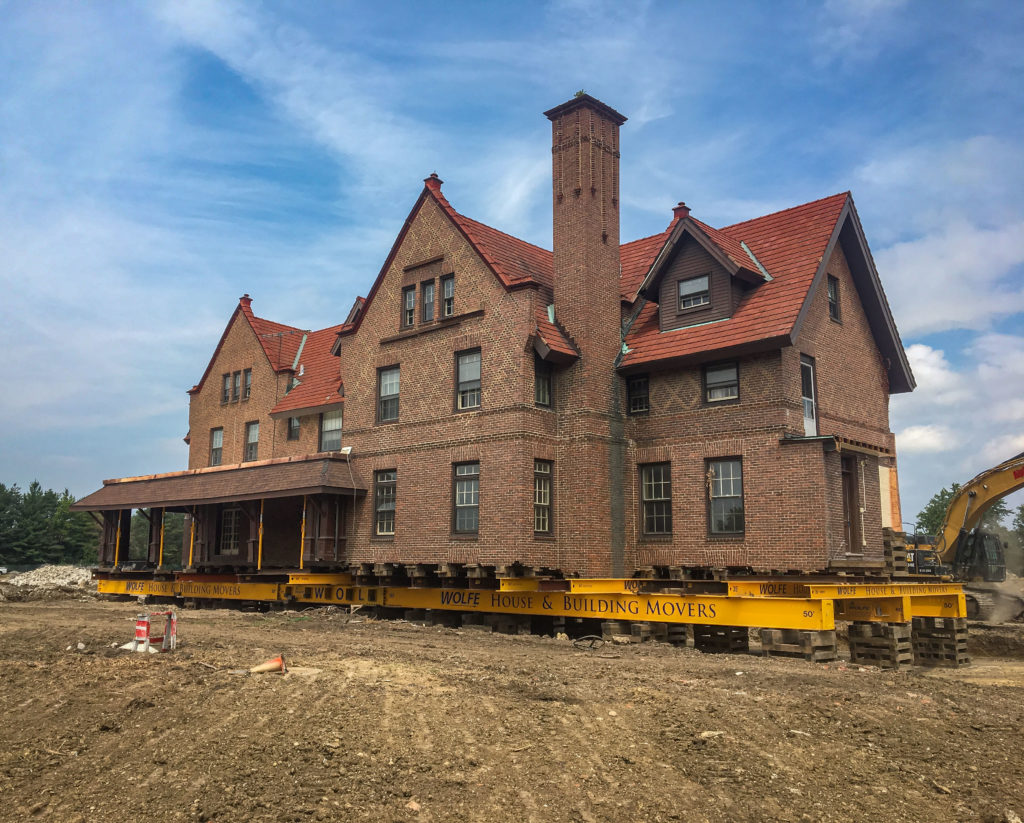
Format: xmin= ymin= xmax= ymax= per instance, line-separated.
xmin=934 ymin=451 xmax=1024 ymax=580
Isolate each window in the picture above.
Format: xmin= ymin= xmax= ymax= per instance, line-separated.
xmin=220 ymin=507 xmax=242 ymax=555
xmin=422 ymin=280 xmax=435 ymax=322
xmin=441 ymin=274 xmax=454 ymax=317
xmin=244 ymin=421 xmax=259 ymax=462
xmin=801 ymin=355 xmax=817 ymax=436
xmin=641 ymin=463 xmax=672 ymax=535
xmin=402 ymin=286 xmax=415 ymax=327
xmin=456 ymin=349 xmax=481 ymax=410
xmin=319 ymin=409 xmax=343 ymax=452
xmin=708 ymin=459 xmax=744 ymax=535
xmin=209 ymin=428 xmax=223 ymax=466
xmin=231 ymin=371 xmax=241 ymax=402
xmin=243 ymin=368 xmax=252 ymax=400
xmin=374 ymin=470 xmax=396 ymax=536
xmin=453 ymin=462 xmax=480 ymax=533
xmin=534 ymin=356 xmax=552 ymax=407
xmin=534 ymin=460 xmax=552 ymax=533
xmin=378 ymin=366 xmax=400 ymax=422
xmin=221 ymin=374 xmax=230 ymax=404
xmin=827 ymin=275 xmax=841 ymax=322
xmin=287 ymin=417 xmax=300 ymax=441
xmin=704 ymin=362 xmax=739 ymax=403
xmin=627 ymin=375 xmax=650 ymax=414
xmin=678 ymin=275 xmax=710 ymax=310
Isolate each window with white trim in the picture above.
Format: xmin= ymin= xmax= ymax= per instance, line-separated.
xmin=374 ymin=470 xmax=396 ymax=536
xmin=534 ymin=460 xmax=552 ymax=533
xmin=641 ymin=463 xmax=672 ymax=535
xmin=678 ymin=275 xmax=710 ymax=310
xmin=378 ymin=366 xmax=400 ymax=422
xmin=708 ymin=458 xmax=744 ymax=535
xmin=453 ymin=462 xmax=480 ymax=533
xmin=704 ymin=363 xmax=739 ymax=403
xmin=319 ymin=409 xmax=343 ymax=452
xmin=209 ymin=428 xmax=223 ymax=466
xmin=244 ymin=421 xmax=259 ymax=462
xmin=456 ymin=349 xmax=481 ymax=410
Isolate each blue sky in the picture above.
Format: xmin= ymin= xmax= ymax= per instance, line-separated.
xmin=1 ymin=0 xmax=1022 ymax=526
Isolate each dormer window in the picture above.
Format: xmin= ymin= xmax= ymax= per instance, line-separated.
xmin=678 ymin=275 xmax=710 ymax=311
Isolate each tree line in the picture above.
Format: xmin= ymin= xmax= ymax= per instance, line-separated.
xmin=0 ymin=482 xmax=185 ymax=569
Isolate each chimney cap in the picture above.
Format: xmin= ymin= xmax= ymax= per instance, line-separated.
xmin=544 ymin=93 xmax=627 ymax=125
xmin=672 ymin=202 xmax=691 ymax=220
xmin=424 ymin=172 xmax=443 ymax=191
xmin=239 ymin=293 xmax=252 ymax=306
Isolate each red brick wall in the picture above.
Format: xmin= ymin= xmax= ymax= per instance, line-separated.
xmin=187 ymin=311 xmax=328 ymax=469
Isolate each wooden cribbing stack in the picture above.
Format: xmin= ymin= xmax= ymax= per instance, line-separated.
xmin=760 ymin=629 xmax=838 ymax=662
xmin=848 ymin=621 xmax=913 ymax=669
xmin=912 ymin=617 xmax=969 ymax=667
xmin=883 ymin=528 xmax=909 ymax=577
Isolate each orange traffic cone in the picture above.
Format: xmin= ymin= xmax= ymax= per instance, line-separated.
xmin=249 ymin=654 xmax=287 ymax=674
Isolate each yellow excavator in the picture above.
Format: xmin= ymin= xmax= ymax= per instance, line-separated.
xmin=908 ymin=451 xmax=1024 ymax=621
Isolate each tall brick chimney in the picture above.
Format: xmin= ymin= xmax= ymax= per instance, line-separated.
xmin=545 ymin=93 xmax=627 ymax=398
xmin=544 ymin=93 xmax=628 ymax=576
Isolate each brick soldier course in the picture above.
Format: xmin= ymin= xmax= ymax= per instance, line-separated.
xmin=76 ymin=93 xmax=914 ymax=580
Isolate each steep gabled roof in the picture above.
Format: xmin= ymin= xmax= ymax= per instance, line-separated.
xmin=618 ymin=192 xmax=914 ymax=394
xmin=335 ymin=175 xmax=552 ymax=349
xmin=269 ymin=324 xmax=346 ymax=418
xmin=188 ymin=295 xmax=304 ymax=395
xmin=621 ymin=230 xmax=671 ymax=302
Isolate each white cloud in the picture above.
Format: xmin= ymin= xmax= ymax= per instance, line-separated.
xmin=982 ymin=434 xmax=1024 ymax=464
xmin=902 ymin=344 xmax=969 ymax=406
xmin=877 ymin=219 xmax=1024 ymax=335
xmin=895 ymin=425 xmax=955 ymax=453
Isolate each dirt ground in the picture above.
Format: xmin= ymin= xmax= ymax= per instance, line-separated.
xmin=2 ymin=597 xmax=1024 ymax=823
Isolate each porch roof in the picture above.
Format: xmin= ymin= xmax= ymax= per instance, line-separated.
xmin=72 ymin=454 xmax=367 ymax=511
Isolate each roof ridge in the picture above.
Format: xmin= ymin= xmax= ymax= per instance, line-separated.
xmin=720 ymin=191 xmax=849 ymax=233
xmin=456 ymin=211 xmax=552 ymax=256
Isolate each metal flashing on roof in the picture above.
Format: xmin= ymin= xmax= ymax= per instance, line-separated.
xmin=740 ymin=241 xmax=772 ymax=281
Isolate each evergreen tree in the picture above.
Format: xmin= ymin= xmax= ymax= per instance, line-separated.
xmin=1014 ymin=503 xmax=1024 ymax=546
xmin=0 ymin=483 xmax=23 ymax=564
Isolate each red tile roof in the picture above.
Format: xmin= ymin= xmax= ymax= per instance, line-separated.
xmin=270 ymin=324 xmax=346 ymax=416
xmin=535 ymin=307 xmax=580 ymax=361
xmin=620 ymin=230 xmax=671 ymax=302
xmin=188 ymin=296 xmax=305 ymax=395
xmin=620 ymin=193 xmax=849 ymax=369
xmin=427 ymin=184 xmax=553 ymax=291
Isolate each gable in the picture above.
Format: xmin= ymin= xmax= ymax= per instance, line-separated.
xmin=655 ymin=236 xmax=735 ymax=332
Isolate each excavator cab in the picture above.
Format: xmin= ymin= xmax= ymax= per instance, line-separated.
xmin=952 ymin=529 xmax=1007 ymax=583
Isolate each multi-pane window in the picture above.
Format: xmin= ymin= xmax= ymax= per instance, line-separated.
xmin=209 ymin=428 xmax=223 ymax=466
xmin=244 ymin=421 xmax=259 ymax=462
xmin=374 ymin=470 xmax=396 ymax=536
xmin=801 ymin=355 xmax=817 ymax=436
xmin=453 ymin=462 xmax=480 ymax=533
xmin=827 ymin=275 xmax=841 ymax=322
xmin=441 ymin=275 xmax=454 ymax=317
xmin=534 ymin=356 xmax=552 ymax=407
xmin=704 ymin=363 xmax=739 ymax=403
xmin=708 ymin=458 xmax=744 ymax=534
xmin=678 ymin=275 xmax=710 ymax=310
xmin=319 ymin=409 xmax=343 ymax=452
xmin=378 ymin=366 xmax=400 ymax=422
xmin=422 ymin=281 xmax=435 ymax=322
xmin=287 ymin=417 xmax=300 ymax=441
xmin=243 ymin=368 xmax=252 ymax=400
xmin=402 ymin=286 xmax=415 ymax=327
xmin=456 ymin=349 xmax=481 ymax=410
xmin=641 ymin=463 xmax=672 ymax=535
xmin=221 ymin=374 xmax=231 ymax=403
xmin=627 ymin=375 xmax=650 ymax=414
xmin=220 ymin=507 xmax=242 ymax=555
xmin=534 ymin=460 xmax=552 ymax=534
xmin=231 ymin=371 xmax=242 ymax=402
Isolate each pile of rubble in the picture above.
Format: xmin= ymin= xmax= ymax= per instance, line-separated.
xmin=6 ymin=565 xmax=94 ymax=590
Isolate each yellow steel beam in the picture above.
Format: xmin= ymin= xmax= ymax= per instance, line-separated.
xmin=287 ymin=573 xmax=353 ymax=586
xmin=808 ymin=582 xmax=963 ymax=600
xmin=727 ymin=580 xmax=810 ymax=598
xmin=569 ymin=578 xmax=645 ymax=594
xmin=98 ymin=579 xmax=176 ymax=597
xmin=499 ymin=578 xmax=541 ymax=591
xmin=384 ymin=587 xmax=834 ymax=630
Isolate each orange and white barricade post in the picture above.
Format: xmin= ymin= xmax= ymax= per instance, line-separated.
xmin=122 ymin=611 xmax=177 ymax=653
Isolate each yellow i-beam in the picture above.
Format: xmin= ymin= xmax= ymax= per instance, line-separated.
xmin=113 ymin=510 xmax=122 ymax=566
xmin=158 ymin=508 xmax=165 ymax=568
xmin=188 ymin=508 xmax=196 ymax=568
